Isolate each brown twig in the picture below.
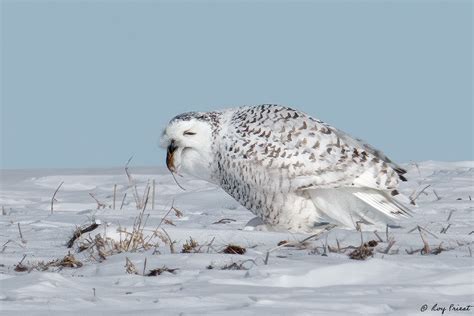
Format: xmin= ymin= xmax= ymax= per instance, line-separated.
xmin=67 ymin=222 xmax=100 ymax=248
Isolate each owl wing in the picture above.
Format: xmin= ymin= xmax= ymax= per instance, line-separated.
xmin=226 ymin=105 xmax=410 ymax=218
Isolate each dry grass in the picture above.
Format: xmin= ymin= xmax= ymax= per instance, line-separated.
xmin=78 ymin=228 xmax=160 ymax=261
xmin=207 ymin=259 xmax=256 ymax=270
xmin=181 ymin=237 xmax=200 ymax=253
xmin=89 ymin=193 xmax=107 ymax=209
xmin=221 ymin=244 xmax=246 ymax=255
xmin=171 ymin=206 xmax=184 ymax=218
xmin=13 ymin=255 xmax=28 ymax=272
xmin=125 ymin=157 xmax=153 ymax=210
xmin=348 ymin=240 xmax=378 ymax=260
xmin=78 ymin=213 xmax=159 ymax=261
xmin=146 ymin=266 xmax=178 ymax=276
xmin=75 ymin=203 xmax=184 ymax=260
xmin=124 ymin=257 xmax=178 ymax=276
xmin=67 ymin=222 xmax=100 ymax=248
xmin=14 ymin=253 xmax=83 ymax=272
xmin=50 ymin=253 xmax=83 ymax=269
xmin=125 ymin=257 xmax=139 ymax=274
xmin=404 ymin=226 xmax=455 ymax=255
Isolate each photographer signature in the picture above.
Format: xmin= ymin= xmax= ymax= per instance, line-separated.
xmin=421 ymin=303 xmax=473 ymax=314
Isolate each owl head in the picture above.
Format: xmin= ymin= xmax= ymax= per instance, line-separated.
xmin=161 ymin=112 xmax=217 ymax=181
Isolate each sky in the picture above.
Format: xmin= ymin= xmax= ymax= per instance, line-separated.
xmin=1 ymin=0 xmax=472 ymax=169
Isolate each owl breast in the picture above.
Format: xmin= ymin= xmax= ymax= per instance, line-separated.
xmin=181 ymin=148 xmax=213 ymax=182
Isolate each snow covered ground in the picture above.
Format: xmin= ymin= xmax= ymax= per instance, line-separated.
xmin=1 ymin=161 xmax=473 ymax=315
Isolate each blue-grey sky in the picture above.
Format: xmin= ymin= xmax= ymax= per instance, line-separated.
xmin=1 ymin=0 xmax=472 ymax=169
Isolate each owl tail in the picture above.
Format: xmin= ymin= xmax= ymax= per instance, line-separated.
xmin=308 ymin=187 xmax=411 ymax=230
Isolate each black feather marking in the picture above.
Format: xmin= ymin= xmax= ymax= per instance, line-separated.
xmin=394 ymin=167 xmax=407 ymax=174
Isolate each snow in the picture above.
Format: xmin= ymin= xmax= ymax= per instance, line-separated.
xmin=1 ymin=161 xmax=473 ymax=315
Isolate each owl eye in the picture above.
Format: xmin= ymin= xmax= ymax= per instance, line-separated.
xmin=183 ymin=131 xmax=196 ymax=136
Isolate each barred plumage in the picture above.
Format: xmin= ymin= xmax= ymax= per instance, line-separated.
xmin=162 ymin=104 xmax=410 ymax=233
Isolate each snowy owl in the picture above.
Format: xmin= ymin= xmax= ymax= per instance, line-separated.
xmin=161 ymin=104 xmax=410 ymax=232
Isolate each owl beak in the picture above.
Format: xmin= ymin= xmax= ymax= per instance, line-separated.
xmin=166 ymin=140 xmax=178 ymax=173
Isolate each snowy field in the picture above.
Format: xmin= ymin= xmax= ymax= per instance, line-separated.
xmin=1 ymin=161 xmax=473 ymax=315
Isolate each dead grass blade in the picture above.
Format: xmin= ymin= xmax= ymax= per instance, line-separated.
xmin=417 ymin=225 xmax=431 ymax=255
xmin=125 ymin=257 xmax=138 ymax=274
xmin=14 ymin=255 xmax=28 ymax=272
xmin=67 ymin=222 xmax=100 ymax=248
xmin=409 ymin=184 xmax=431 ymax=205
xmin=50 ymin=181 xmax=64 ymax=214
xmin=181 ymin=237 xmax=200 ymax=253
